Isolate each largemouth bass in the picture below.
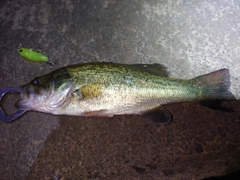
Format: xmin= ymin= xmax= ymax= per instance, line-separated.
xmin=15 ymin=62 xmax=234 ymax=123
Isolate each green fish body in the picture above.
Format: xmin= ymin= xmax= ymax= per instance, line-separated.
xmin=16 ymin=62 xmax=234 ymax=123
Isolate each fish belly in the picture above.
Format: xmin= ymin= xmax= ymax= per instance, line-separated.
xmin=55 ymin=81 xmax=199 ymax=117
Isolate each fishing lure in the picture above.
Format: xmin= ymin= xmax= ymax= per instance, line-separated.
xmin=18 ymin=47 xmax=48 ymax=62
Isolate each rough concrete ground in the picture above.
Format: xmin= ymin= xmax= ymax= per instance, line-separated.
xmin=0 ymin=0 xmax=240 ymax=179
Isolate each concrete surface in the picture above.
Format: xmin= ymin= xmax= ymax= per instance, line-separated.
xmin=0 ymin=0 xmax=240 ymax=179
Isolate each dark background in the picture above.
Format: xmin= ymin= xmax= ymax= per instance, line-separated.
xmin=1 ymin=1 xmax=240 ymax=179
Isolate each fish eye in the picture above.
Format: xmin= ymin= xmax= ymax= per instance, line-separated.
xmin=19 ymin=49 xmax=23 ymax=52
xmin=32 ymin=78 xmax=40 ymax=85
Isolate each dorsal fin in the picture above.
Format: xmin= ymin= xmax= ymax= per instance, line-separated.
xmin=129 ymin=63 xmax=169 ymax=77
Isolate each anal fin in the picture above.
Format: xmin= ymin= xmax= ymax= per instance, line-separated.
xmin=140 ymin=106 xmax=172 ymax=124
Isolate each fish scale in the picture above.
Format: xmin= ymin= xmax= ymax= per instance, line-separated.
xmin=0 ymin=62 xmax=235 ymax=123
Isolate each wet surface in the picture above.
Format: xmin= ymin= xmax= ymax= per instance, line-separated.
xmin=1 ymin=1 xmax=240 ymax=179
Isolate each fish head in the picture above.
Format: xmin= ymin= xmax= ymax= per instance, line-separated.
xmin=15 ymin=69 xmax=74 ymax=113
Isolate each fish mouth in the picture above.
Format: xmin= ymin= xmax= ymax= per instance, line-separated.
xmin=15 ymin=96 xmax=32 ymax=110
xmin=15 ymin=100 xmax=30 ymax=110
xmin=15 ymin=86 xmax=35 ymax=110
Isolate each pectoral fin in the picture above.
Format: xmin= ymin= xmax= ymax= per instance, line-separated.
xmin=82 ymin=109 xmax=111 ymax=117
xmin=74 ymin=83 xmax=102 ymax=99
xmin=140 ymin=106 xmax=172 ymax=124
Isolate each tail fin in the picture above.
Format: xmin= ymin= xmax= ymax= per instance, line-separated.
xmin=192 ymin=69 xmax=235 ymax=100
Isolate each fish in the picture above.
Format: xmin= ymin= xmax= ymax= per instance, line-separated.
xmin=18 ymin=47 xmax=48 ymax=62
xmin=15 ymin=62 xmax=235 ymax=124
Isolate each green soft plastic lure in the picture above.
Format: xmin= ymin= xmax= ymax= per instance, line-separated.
xmin=18 ymin=48 xmax=48 ymax=62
